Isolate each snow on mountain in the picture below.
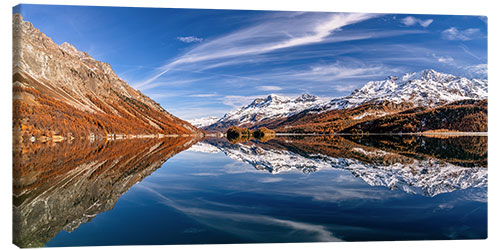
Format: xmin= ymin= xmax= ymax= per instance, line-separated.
xmin=323 ymin=69 xmax=488 ymax=111
xmin=186 ymin=141 xmax=221 ymax=153
xmin=199 ymin=141 xmax=487 ymax=197
xmin=187 ymin=116 xmax=220 ymax=128
xmin=207 ymin=70 xmax=487 ymax=130
xmin=209 ymin=94 xmax=327 ymax=128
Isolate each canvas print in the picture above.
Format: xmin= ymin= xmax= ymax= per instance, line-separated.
xmin=12 ymin=4 xmax=487 ymax=248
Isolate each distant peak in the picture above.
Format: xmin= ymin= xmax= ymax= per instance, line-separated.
xmin=266 ymin=94 xmax=290 ymax=102
xmin=388 ymin=76 xmax=398 ymax=81
xmin=295 ymin=93 xmax=318 ymax=102
xmin=419 ymin=69 xmax=456 ymax=82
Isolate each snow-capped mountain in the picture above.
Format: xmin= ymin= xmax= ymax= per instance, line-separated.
xmin=206 ymin=70 xmax=487 ymax=132
xmin=205 ymin=94 xmax=327 ymax=130
xmin=324 ymin=69 xmax=488 ymax=111
xmin=187 ymin=116 xmax=220 ymax=128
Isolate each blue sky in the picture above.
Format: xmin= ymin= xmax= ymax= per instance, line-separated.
xmin=14 ymin=4 xmax=487 ymax=120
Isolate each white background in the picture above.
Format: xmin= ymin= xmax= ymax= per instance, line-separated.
xmin=0 ymin=0 xmax=497 ymax=250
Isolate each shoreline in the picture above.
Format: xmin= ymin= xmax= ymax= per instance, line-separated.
xmin=274 ymin=132 xmax=488 ymax=137
xmin=16 ymin=131 xmax=488 ymax=143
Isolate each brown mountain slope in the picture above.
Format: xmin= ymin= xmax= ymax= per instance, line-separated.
xmin=12 ymin=14 xmax=201 ymax=142
xmin=258 ymin=101 xmax=415 ymax=133
xmin=341 ymin=99 xmax=487 ymax=134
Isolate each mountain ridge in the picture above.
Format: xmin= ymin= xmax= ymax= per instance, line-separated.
xmin=204 ymin=93 xmax=327 ymax=131
xmin=13 ymin=14 xmax=201 ymax=141
xmin=202 ymin=69 xmax=487 ymax=133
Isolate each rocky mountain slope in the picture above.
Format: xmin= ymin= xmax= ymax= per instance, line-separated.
xmin=12 ymin=14 xmax=200 ymax=141
xmin=342 ymin=99 xmax=487 ymax=133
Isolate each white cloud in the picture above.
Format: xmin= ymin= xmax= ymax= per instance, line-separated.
xmin=170 ymin=13 xmax=377 ymax=67
xmin=258 ymin=85 xmax=283 ymax=91
xmin=261 ymin=61 xmax=402 ymax=84
xmin=401 ymin=16 xmax=433 ymax=28
xmin=334 ymin=84 xmax=358 ymax=92
xmin=441 ymin=27 xmax=481 ymax=41
xmin=437 ymin=57 xmax=453 ymax=63
xmin=432 ymin=53 xmax=454 ymax=64
xmin=177 ymin=36 xmax=203 ymax=43
xmin=136 ymin=12 xmax=379 ymax=88
xmin=189 ymin=93 xmax=218 ymax=97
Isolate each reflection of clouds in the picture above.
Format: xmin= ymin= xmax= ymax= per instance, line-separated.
xmin=271 ymin=183 xmax=403 ymax=202
xmin=259 ymin=177 xmax=284 ymax=183
xmin=136 ymin=185 xmax=343 ymax=242
xmin=460 ymin=187 xmax=487 ymax=203
xmin=190 ymin=172 xmax=222 ymax=176
xmin=222 ymin=161 xmax=263 ymax=174
xmin=438 ymin=203 xmax=455 ymax=210
xmin=330 ymin=173 xmax=358 ymax=183
xmin=186 ymin=142 xmax=221 ymax=154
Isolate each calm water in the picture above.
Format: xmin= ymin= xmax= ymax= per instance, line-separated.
xmin=13 ymin=135 xmax=487 ymax=247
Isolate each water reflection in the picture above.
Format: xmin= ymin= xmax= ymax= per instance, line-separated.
xmin=12 ymin=135 xmax=487 ymax=247
xmin=199 ymin=135 xmax=487 ymax=196
xmin=12 ymin=137 xmax=200 ymax=248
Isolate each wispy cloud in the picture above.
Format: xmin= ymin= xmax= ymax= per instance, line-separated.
xmin=401 ymin=16 xmax=433 ymax=28
xmin=459 ymin=45 xmax=483 ymax=60
xmin=257 ymin=85 xmax=282 ymax=91
xmin=441 ymin=27 xmax=481 ymax=41
xmin=255 ymin=61 xmax=403 ymax=85
xmin=189 ymin=93 xmax=218 ymax=97
xmin=136 ymin=12 xmax=379 ymax=88
xmin=177 ymin=36 xmax=203 ymax=43
xmin=432 ymin=53 xmax=454 ymax=64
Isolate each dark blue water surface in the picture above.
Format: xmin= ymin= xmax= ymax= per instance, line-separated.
xmin=42 ymin=136 xmax=487 ymax=247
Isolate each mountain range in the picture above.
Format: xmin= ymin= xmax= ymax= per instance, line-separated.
xmin=13 ymin=14 xmax=200 ymax=142
xmin=200 ymin=69 xmax=487 ymax=133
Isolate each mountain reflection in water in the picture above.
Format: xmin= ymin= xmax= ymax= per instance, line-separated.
xmin=198 ymin=135 xmax=487 ymax=196
xmin=12 ymin=135 xmax=487 ymax=247
xmin=13 ymin=137 xmax=199 ymax=248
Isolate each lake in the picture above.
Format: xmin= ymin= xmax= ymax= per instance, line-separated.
xmin=12 ymin=135 xmax=487 ymax=247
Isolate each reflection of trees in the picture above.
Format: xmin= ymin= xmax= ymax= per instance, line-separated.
xmin=13 ymin=137 xmax=200 ymax=248
xmin=342 ymin=135 xmax=487 ymax=168
xmin=226 ymin=126 xmax=276 ymax=144
xmin=237 ymin=135 xmax=486 ymax=168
